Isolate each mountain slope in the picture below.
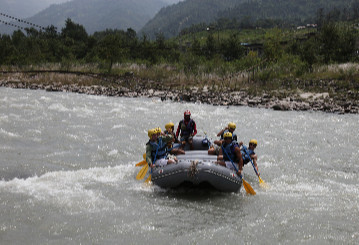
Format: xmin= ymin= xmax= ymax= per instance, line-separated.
xmin=141 ymin=0 xmax=354 ymax=38
xmin=217 ymin=0 xmax=353 ymax=23
xmin=0 ymin=0 xmax=68 ymax=18
xmin=0 ymin=0 xmax=168 ymax=34
xmin=141 ymin=0 xmax=243 ymax=38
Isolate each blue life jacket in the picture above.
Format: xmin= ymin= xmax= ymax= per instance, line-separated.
xmin=179 ymin=119 xmax=195 ymax=137
xmin=241 ymin=145 xmax=255 ymax=165
xmin=220 ymin=129 xmax=237 ymax=141
xmin=147 ymin=137 xmax=167 ymax=161
xmin=222 ymin=141 xmax=240 ymax=163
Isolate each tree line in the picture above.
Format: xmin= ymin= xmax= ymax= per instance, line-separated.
xmin=0 ymin=18 xmax=358 ymax=75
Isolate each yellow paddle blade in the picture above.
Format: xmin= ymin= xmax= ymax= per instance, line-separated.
xmin=144 ymin=174 xmax=152 ymax=185
xmin=143 ymin=153 xmax=146 ymax=159
xmin=136 ymin=164 xmax=148 ymax=180
xmin=135 ymin=160 xmax=147 ymax=167
xmin=258 ymin=176 xmax=269 ymax=189
xmin=242 ymin=179 xmax=256 ymax=195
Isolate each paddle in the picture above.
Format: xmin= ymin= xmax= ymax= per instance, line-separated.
xmin=135 ymin=153 xmax=147 ymax=166
xmin=144 ymin=168 xmax=152 ymax=184
xmin=135 ymin=160 xmax=146 ymax=167
xmin=136 ymin=164 xmax=148 ymax=180
xmin=243 ymin=146 xmax=268 ymax=189
xmin=221 ymin=145 xmax=256 ymax=195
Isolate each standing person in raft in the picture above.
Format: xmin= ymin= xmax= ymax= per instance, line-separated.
xmin=176 ymin=110 xmax=197 ymax=150
xmin=146 ymin=128 xmax=177 ymax=168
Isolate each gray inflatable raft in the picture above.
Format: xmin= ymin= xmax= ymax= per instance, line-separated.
xmin=151 ymin=136 xmax=242 ymax=192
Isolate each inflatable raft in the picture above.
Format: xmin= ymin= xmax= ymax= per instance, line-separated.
xmin=151 ymin=135 xmax=243 ymax=192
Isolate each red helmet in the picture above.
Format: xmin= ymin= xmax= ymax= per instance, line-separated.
xmin=184 ymin=110 xmax=191 ymax=116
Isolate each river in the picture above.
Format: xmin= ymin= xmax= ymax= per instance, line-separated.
xmin=0 ymin=87 xmax=358 ymax=244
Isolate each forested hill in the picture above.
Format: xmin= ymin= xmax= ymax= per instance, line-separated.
xmin=0 ymin=0 xmax=168 ymax=34
xmin=217 ymin=0 xmax=354 ymax=25
xmin=141 ymin=0 xmax=356 ymax=38
xmin=140 ymin=0 xmax=243 ymax=38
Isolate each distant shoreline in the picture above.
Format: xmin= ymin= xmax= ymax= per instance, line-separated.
xmin=1 ymin=77 xmax=358 ymax=114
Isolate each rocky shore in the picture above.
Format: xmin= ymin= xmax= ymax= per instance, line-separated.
xmin=1 ymin=79 xmax=358 ymax=114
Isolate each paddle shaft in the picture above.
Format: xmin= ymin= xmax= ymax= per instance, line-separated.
xmin=221 ymin=145 xmax=242 ymax=179
xmin=242 ymin=146 xmax=259 ymax=176
xmin=222 ymin=145 xmax=256 ymax=195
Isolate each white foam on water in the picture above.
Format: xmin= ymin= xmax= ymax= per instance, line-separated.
xmin=0 ymin=164 xmax=135 ymax=214
xmin=0 ymin=128 xmax=20 ymax=138
xmin=268 ymin=174 xmax=331 ymax=198
xmin=112 ymin=124 xmax=125 ymax=129
xmin=48 ymin=103 xmax=70 ymax=112
xmin=39 ymin=96 xmax=52 ymax=102
xmin=108 ymin=149 xmax=118 ymax=156
xmin=0 ymin=114 xmax=9 ymax=122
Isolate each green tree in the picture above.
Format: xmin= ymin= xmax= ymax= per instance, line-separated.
xmin=263 ymin=28 xmax=284 ymax=61
xmin=61 ymin=18 xmax=89 ymax=59
xmin=97 ymin=34 xmax=123 ymax=73
xmin=221 ymin=33 xmax=244 ymax=61
xmin=204 ymin=33 xmax=216 ymax=59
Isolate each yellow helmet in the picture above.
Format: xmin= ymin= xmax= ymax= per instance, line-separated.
xmin=154 ymin=127 xmax=162 ymax=134
xmin=165 ymin=122 xmax=174 ymax=131
xmin=249 ymin=139 xmax=258 ymax=146
xmin=148 ymin=129 xmax=156 ymax=138
xmin=228 ymin=122 xmax=236 ymax=130
xmin=223 ymin=132 xmax=232 ymax=139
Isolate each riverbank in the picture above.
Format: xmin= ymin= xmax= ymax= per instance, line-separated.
xmin=1 ymin=71 xmax=358 ymax=114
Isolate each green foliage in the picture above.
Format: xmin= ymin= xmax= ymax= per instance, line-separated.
xmin=317 ymin=22 xmax=357 ymax=63
xmin=141 ymin=0 xmax=355 ymax=38
xmin=263 ymin=28 xmax=284 ymax=61
xmin=0 ymin=17 xmax=358 ymax=90
xmin=221 ymin=34 xmax=245 ymax=61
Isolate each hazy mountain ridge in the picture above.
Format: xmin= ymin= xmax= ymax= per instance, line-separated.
xmin=0 ymin=0 xmax=69 ymax=18
xmin=141 ymin=0 xmax=243 ymax=38
xmin=141 ymin=0 xmax=355 ymax=38
xmin=0 ymin=0 xmax=172 ymax=34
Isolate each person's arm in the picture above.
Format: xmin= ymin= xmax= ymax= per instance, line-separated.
xmin=176 ymin=122 xmax=181 ymax=138
xmin=217 ymin=147 xmax=224 ymax=162
xmin=162 ymin=134 xmax=173 ymax=144
xmin=192 ymin=121 xmax=197 ymax=136
xmin=146 ymin=144 xmax=153 ymax=167
xmin=217 ymin=127 xmax=227 ymax=137
xmin=235 ymin=147 xmax=243 ymax=175
xmin=214 ymin=139 xmax=223 ymax=146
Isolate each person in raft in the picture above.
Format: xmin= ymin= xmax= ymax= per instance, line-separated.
xmin=239 ymin=139 xmax=259 ymax=175
xmin=175 ymin=110 xmax=197 ymax=150
xmin=208 ymin=122 xmax=238 ymax=155
xmin=164 ymin=122 xmax=185 ymax=155
xmin=217 ymin=132 xmax=243 ymax=175
xmin=146 ymin=128 xmax=177 ymax=168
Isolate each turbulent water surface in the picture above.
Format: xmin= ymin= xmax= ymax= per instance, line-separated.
xmin=0 ymin=87 xmax=358 ymax=244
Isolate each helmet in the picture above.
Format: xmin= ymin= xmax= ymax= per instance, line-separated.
xmin=249 ymin=139 xmax=258 ymax=146
xmin=184 ymin=110 xmax=191 ymax=116
xmin=223 ymin=132 xmax=232 ymax=139
xmin=148 ymin=129 xmax=156 ymax=138
xmin=228 ymin=122 xmax=236 ymax=130
xmin=165 ymin=122 xmax=174 ymax=130
xmin=155 ymin=127 xmax=162 ymax=134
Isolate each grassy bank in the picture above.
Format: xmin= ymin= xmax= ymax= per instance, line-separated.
xmin=1 ymin=61 xmax=359 ymax=101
